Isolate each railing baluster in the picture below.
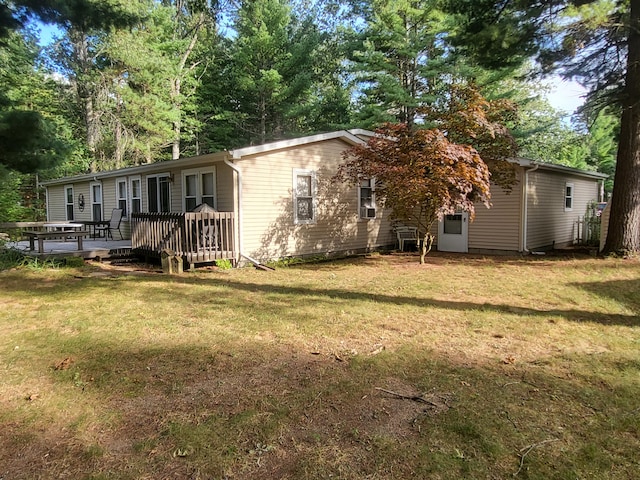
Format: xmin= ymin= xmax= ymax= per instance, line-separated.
xmin=131 ymin=211 xmax=236 ymax=267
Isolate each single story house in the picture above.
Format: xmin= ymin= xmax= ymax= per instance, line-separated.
xmin=41 ymin=129 xmax=607 ymax=266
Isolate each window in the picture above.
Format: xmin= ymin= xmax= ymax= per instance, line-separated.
xmin=130 ymin=177 xmax=141 ymax=214
xmin=443 ymin=214 xmax=463 ymax=234
xmin=147 ymin=174 xmax=171 ymax=213
xmin=116 ymin=178 xmax=128 ymax=217
xmin=359 ymin=177 xmax=376 ymax=219
xmin=65 ymin=185 xmax=74 ymax=221
xmin=91 ymin=182 xmax=103 ymax=221
xmin=293 ymin=169 xmax=316 ymax=224
xmin=565 ymin=183 xmax=574 ymax=211
xmin=182 ymin=167 xmax=216 ymax=211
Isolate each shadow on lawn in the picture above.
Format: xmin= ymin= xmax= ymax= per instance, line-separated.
xmin=2 ymin=338 xmax=638 ymax=480
xmin=573 ymin=278 xmax=640 ymax=315
xmin=177 ymin=277 xmax=640 ymax=327
xmin=1 ymin=267 xmax=638 ymax=327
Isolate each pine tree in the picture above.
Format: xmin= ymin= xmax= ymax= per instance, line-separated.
xmin=445 ymin=0 xmax=640 ymax=255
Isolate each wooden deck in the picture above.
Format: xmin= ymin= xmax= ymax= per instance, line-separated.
xmin=3 ymin=212 xmax=238 ymax=268
xmin=131 ymin=212 xmax=236 ymax=269
xmin=12 ymin=238 xmax=132 ymax=260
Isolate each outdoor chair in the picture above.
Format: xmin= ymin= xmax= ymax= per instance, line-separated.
xmin=200 ymin=222 xmax=219 ymax=250
xmin=191 ymin=203 xmax=219 ymax=250
xmin=395 ymin=225 xmax=419 ymax=251
xmin=95 ymin=208 xmax=123 ymax=240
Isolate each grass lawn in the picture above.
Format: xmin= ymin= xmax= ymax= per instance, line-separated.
xmin=1 ymin=252 xmax=639 ymax=479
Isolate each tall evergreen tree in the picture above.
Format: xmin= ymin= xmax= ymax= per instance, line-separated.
xmin=347 ymin=0 xmax=453 ymax=128
xmin=224 ymin=0 xmax=324 ymax=144
xmin=445 ymin=0 xmax=640 ymax=255
xmin=0 ymin=29 xmax=67 ymax=174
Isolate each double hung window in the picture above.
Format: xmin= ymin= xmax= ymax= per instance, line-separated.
xmin=359 ymin=177 xmax=376 ymax=219
xmin=116 ymin=178 xmax=128 ymax=217
xmin=183 ymin=168 xmax=216 ymax=211
xmin=564 ymin=183 xmax=574 ymax=211
xmin=293 ymin=169 xmax=316 ymax=224
xmin=130 ymin=177 xmax=141 ymax=214
xmin=91 ymin=182 xmax=103 ymax=221
xmin=65 ymin=185 xmax=74 ymax=221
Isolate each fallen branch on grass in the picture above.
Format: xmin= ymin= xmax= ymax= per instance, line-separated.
xmin=513 ymin=438 xmax=560 ymax=476
xmin=375 ymin=387 xmax=439 ymax=407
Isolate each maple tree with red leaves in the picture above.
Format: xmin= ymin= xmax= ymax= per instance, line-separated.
xmin=338 ymin=85 xmax=517 ymax=264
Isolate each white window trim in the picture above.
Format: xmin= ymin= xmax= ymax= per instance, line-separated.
xmin=64 ymin=184 xmax=74 ymax=221
xmin=564 ymin=182 xmax=574 ymax=212
xmin=358 ymin=177 xmax=376 ymax=219
xmin=146 ymin=173 xmax=172 ymax=213
xmin=129 ymin=176 xmax=142 ymax=215
xmin=182 ymin=166 xmax=217 ymax=211
xmin=90 ymin=181 xmax=103 ymax=221
xmin=293 ymin=169 xmax=317 ymax=225
xmin=116 ymin=177 xmax=128 ymax=219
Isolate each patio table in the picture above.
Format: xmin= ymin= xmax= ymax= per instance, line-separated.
xmin=78 ymin=220 xmax=110 ymax=238
xmin=23 ymin=229 xmax=89 ymax=253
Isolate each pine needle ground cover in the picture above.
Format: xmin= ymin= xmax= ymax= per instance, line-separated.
xmin=1 ymin=253 xmax=638 ymax=479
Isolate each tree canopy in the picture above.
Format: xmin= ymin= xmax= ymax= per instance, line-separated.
xmin=444 ymin=0 xmax=638 ymax=255
xmin=0 ymin=0 xmax=625 ymax=229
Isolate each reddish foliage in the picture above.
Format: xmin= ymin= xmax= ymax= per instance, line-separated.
xmin=337 ymin=85 xmax=517 ymax=262
xmin=338 ymin=124 xmax=491 ymax=232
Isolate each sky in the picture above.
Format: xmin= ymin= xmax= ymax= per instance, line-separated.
xmin=546 ymin=78 xmax=587 ymax=115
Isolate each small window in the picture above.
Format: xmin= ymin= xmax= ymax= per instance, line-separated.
xmin=293 ymin=169 xmax=316 ymax=224
xmin=359 ymin=177 xmax=376 ymax=219
xmin=182 ymin=167 xmax=216 ymax=211
xmin=116 ymin=178 xmax=128 ymax=217
xmin=91 ymin=182 xmax=103 ymax=221
xmin=65 ymin=185 xmax=74 ymax=221
xmin=443 ymin=214 xmax=463 ymax=234
xmin=565 ymin=183 xmax=574 ymax=211
xmin=130 ymin=177 xmax=141 ymax=214
xmin=147 ymin=174 xmax=171 ymax=213
xmin=184 ymin=173 xmax=198 ymax=211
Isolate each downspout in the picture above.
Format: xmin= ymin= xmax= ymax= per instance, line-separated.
xmin=224 ymin=155 xmax=244 ymax=262
xmin=521 ymin=163 xmax=540 ymax=253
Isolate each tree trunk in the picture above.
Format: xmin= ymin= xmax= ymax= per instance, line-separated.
xmin=603 ymin=1 xmax=640 ymax=255
xmin=420 ymin=232 xmax=434 ymax=264
xmin=71 ymin=29 xmax=101 ymax=171
xmin=170 ymin=12 xmax=204 ymax=161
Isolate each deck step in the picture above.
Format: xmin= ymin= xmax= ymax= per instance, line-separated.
xmin=107 ymin=257 xmax=140 ymax=265
xmin=107 ymin=247 xmax=133 ymax=258
xmin=104 ymin=247 xmax=139 ymax=264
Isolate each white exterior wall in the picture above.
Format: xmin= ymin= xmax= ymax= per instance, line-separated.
xmin=467 ymin=172 xmax=524 ymax=252
xmin=236 ymin=138 xmax=395 ymax=261
xmin=526 ymin=169 xmax=600 ymax=249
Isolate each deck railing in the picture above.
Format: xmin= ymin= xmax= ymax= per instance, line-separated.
xmin=131 ymin=212 xmax=236 ymax=268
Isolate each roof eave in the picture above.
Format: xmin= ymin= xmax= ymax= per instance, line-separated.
xmin=229 ymin=130 xmax=366 ymax=160
xmin=513 ymin=158 xmax=608 ymax=180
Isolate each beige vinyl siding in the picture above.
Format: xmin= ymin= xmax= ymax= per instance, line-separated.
xmin=101 ymin=178 xmax=115 ymax=218
xmin=215 ymin=162 xmax=235 ymax=212
xmin=468 ymin=173 xmax=524 ymax=252
xmin=526 ymin=170 xmax=599 ymax=249
xmin=74 ymin=183 xmax=93 ymax=222
xmin=46 ymin=185 xmax=67 ymax=221
xmin=237 ymin=139 xmax=395 ymax=260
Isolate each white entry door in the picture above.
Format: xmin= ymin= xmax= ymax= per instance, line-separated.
xmin=438 ymin=212 xmax=469 ymax=252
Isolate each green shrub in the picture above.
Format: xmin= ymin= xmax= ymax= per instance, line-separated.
xmin=215 ymin=258 xmax=233 ymax=270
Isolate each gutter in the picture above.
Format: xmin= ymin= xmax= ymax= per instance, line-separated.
xmin=224 ymin=155 xmax=244 ymax=262
xmin=521 ymin=163 xmax=540 ymax=253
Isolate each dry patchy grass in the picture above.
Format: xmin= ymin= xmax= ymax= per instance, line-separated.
xmin=0 ymin=252 xmax=639 ymax=479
